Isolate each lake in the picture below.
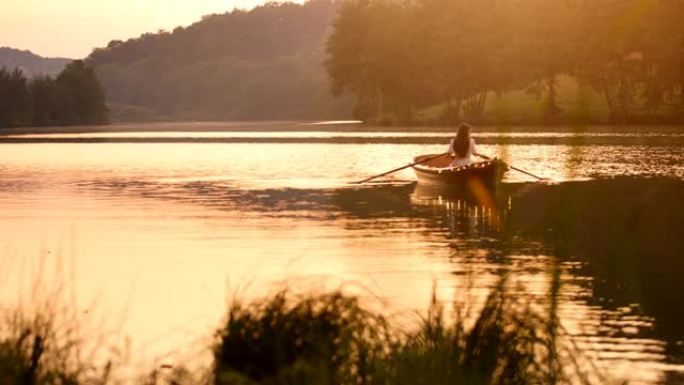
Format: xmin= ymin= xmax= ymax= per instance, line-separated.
xmin=0 ymin=123 xmax=683 ymax=383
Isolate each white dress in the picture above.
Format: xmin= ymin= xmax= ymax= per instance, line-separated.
xmin=448 ymin=138 xmax=477 ymax=168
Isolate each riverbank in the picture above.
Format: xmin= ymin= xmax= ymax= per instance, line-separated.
xmin=1 ymin=122 xmax=682 ymax=148
xmin=1 ymin=121 xmax=684 ymax=136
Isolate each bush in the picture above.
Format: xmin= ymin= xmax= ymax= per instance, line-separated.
xmin=213 ymin=291 xmax=388 ymax=385
xmin=212 ymin=284 xmax=602 ymax=385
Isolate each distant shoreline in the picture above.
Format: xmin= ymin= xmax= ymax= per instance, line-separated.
xmin=2 ymin=121 xmax=683 ymax=136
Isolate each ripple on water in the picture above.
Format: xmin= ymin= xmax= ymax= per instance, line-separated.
xmin=0 ymin=131 xmax=682 ymax=383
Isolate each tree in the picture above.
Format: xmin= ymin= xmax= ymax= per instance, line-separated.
xmin=326 ymin=0 xmax=684 ymax=124
xmin=0 ymin=61 xmax=108 ymax=128
xmin=87 ymin=0 xmax=349 ymax=121
xmin=28 ymin=75 xmax=62 ymax=126
xmin=55 ymin=60 xmax=108 ymax=125
xmin=0 ymin=68 xmax=30 ymax=128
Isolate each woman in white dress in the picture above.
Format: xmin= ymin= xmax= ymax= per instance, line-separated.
xmin=447 ymin=123 xmax=478 ymax=168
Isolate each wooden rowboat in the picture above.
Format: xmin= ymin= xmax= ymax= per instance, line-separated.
xmin=412 ymin=153 xmax=508 ymax=187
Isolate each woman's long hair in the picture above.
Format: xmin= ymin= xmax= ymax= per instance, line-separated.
xmin=452 ymin=123 xmax=472 ymax=158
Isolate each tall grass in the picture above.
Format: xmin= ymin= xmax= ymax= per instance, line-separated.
xmin=213 ymin=284 xmax=602 ymax=385
xmin=0 ymin=271 xmax=600 ymax=385
xmin=0 ymin=252 xmax=120 ymax=385
xmin=213 ymin=291 xmax=389 ymax=385
xmin=0 ymin=307 xmax=115 ymax=385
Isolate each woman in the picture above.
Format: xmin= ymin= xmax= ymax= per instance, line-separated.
xmin=447 ymin=123 xmax=478 ymax=168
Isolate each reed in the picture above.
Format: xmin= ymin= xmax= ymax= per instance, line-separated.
xmin=212 ymin=284 xmax=601 ymax=385
xmin=0 ymin=276 xmax=600 ymax=385
xmin=0 ymin=252 xmax=119 ymax=385
xmin=213 ymin=291 xmax=389 ymax=385
xmin=0 ymin=307 xmax=115 ymax=385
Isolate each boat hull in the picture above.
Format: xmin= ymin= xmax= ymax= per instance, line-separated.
xmin=412 ymin=154 xmax=508 ymax=187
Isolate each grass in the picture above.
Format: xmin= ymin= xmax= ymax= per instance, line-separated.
xmin=213 ymin=291 xmax=388 ymax=385
xmin=0 ymin=280 xmax=602 ymax=385
xmin=0 ymin=308 xmax=114 ymax=385
xmin=0 ymin=252 xmax=119 ymax=385
xmin=213 ymin=283 xmax=602 ymax=385
xmin=411 ymin=76 xmax=612 ymax=126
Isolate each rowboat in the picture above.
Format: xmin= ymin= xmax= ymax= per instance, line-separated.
xmin=412 ymin=154 xmax=508 ymax=187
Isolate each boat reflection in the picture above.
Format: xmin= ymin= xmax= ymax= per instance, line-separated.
xmin=411 ymin=182 xmax=511 ymax=235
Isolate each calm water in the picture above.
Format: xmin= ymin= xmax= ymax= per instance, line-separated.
xmin=1 ymin=124 xmax=683 ymax=383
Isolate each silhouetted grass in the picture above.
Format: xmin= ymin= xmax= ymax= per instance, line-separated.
xmin=0 ymin=272 xmax=600 ymax=385
xmin=213 ymin=284 xmax=601 ymax=385
xmin=384 ymin=289 xmax=596 ymax=385
xmin=213 ymin=291 xmax=389 ymax=385
xmin=0 ymin=309 xmax=115 ymax=385
xmin=0 ymin=252 xmax=118 ymax=385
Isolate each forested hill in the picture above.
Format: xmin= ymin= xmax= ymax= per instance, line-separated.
xmin=0 ymin=47 xmax=71 ymax=77
xmin=87 ymin=0 xmax=352 ymax=122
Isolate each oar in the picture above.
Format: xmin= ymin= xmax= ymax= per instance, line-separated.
xmin=355 ymin=153 xmax=449 ymax=184
xmin=475 ymin=153 xmax=548 ymax=181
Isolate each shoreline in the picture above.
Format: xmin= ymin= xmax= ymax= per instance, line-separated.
xmin=2 ymin=121 xmax=684 ymax=136
xmin=0 ymin=136 xmax=681 ymax=146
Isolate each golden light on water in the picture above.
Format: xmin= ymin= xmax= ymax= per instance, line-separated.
xmin=1 ymin=0 xmax=683 ymax=378
xmin=0 ymin=129 xmax=682 ymax=382
xmin=0 ymin=184 xmax=464 ymax=367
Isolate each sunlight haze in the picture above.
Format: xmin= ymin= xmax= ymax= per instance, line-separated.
xmin=0 ymin=0 xmax=682 ymax=381
xmin=0 ymin=0 xmax=303 ymax=58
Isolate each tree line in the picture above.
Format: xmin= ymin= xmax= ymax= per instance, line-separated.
xmin=0 ymin=60 xmax=108 ymax=128
xmin=325 ymin=0 xmax=684 ymax=124
xmin=86 ymin=0 xmax=352 ymax=122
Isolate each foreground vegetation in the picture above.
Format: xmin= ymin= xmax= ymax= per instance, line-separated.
xmin=0 ymin=283 xmax=601 ymax=385
xmin=213 ymin=286 xmax=599 ymax=385
xmin=0 ymin=61 xmax=108 ymax=128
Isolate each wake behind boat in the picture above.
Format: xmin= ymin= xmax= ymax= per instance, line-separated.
xmin=412 ymin=153 xmax=508 ymax=186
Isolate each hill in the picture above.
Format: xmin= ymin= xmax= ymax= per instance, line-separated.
xmin=0 ymin=47 xmax=72 ymax=77
xmin=87 ymin=0 xmax=352 ymax=122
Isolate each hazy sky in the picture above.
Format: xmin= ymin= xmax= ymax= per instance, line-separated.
xmin=1 ymin=0 xmax=302 ymax=59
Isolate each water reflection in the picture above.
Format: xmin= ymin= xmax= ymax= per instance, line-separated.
xmin=509 ymin=179 xmax=684 ymax=340
xmin=409 ymin=178 xmax=684 ymax=383
xmin=0 ymin=135 xmax=683 ymax=383
xmin=88 ymin=173 xmax=683 ymax=353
